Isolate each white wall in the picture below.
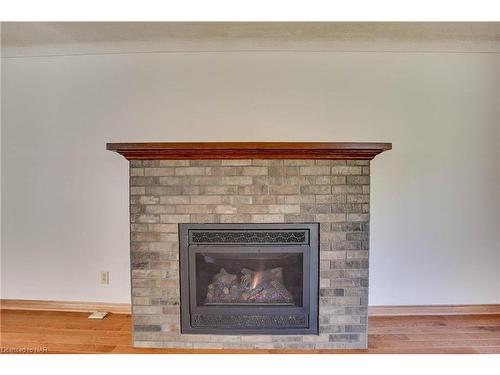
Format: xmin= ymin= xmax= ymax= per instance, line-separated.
xmin=1 ymin=47 xmax=499 ymax=304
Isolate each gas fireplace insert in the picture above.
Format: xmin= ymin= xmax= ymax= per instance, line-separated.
xmin=179 ymin=223 xmax=319 ymax=334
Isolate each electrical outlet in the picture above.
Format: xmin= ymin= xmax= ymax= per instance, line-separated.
xmin=100 ymin=271 xmax=109 ymax=285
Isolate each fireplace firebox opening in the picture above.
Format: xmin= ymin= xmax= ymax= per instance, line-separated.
xmin=179 ymin=223 xmax=319 ymax=335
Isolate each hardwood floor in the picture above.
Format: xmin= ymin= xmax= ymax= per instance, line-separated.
xmin=1 ymin=309 xmax=500 ymax=354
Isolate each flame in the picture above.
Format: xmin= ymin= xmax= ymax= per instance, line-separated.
xmin=251 ymin=271 xmax=262 ymax=289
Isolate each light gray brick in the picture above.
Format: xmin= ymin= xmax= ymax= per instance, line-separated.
xmin=331 ymin=166 xmax=363 ymax=175
xmin=316 ymin=213 xmax=346 ymax=223
xmin=130 ymin=186 xmax=146 ymax=195
xmin=130 ymin=168 xmax=145 ymax=176
xmin=284 ymin=214 xmax=316 ymax=222
xmin=347 ymin=213 xmax=370 ymax=222
xmin=190 ymin=160 xmax=221 ymax=167
xmin=175 ymin=205 xmax=215 ymax=214
xmin=283 ymin=160 xmax=315 ymax=166
xmin=347 ymin=194 xmax=369 ymax=203
xmin=239 ymin=166 xmax=268 ymax=175
xmin=203 ymin=186 xmax=239 ymax=195
xmin=139 ymin=196 xmax=160 ymax=205
xmin=215 ymin=205 xmax=238 ymax=214
xmin=299 ymin=166 xmax=330 ymax=175
xmin=132 ymin=214 xmax=159 ymax=224
xmin=252 ymin=160 xmax=283 ymax=167
xmin=251 ymin=214 xmax=284 ymax=223
xmin=285 ymin=195 xmax=315 ymax=204
xmin=238 ymin=185 xmax=268 ymax=195
xmin=238 ymin=205 xmax=270 ymax=214
xmin=158 ymin=160 xmax=189 ymax=167
xmin=190 ymin=195 xmax=223 ymax=204
xmin=205 ymin=167 xmax=236 ymax=176
xmin=346 ymin=175 xmax=370 ymax=185
xmin=268 ymin=205 xmax=301 ymax=214
xmin=301 ymin=185 xmax=331 ymax=195
xmin=221 ymin=196 xmax=253 ymax=205
xmin=190 ymin=214 xmax=218 ymax=223
xmin=174 ymin=167 xmax=206 ymax=176
xmin=145 ymin=205 xmax=176 ymax=214
xmin=160 ymin=214 xmax=190 ymax=223
xmin=145 ymin=168 xmax=175 ymax=176
xmin=219 ymin=214 xmax=252 ymax=223
xmin=269 ymin=185 xmax=301 ymax=195
xmin=221 ymin=160 xmax=252 ymax=166
xmin=221 ymin=176 xmax=253 ymax=185
xmin=316 ymin=194 xmax=346 ymax=203
xmin=159 ymin=196 xmax=190 ymax=205
xmin=158 ymin=176 xmax=185 ymax=185
xmin=253 ymin=195 xmax=284 ymax=204
xmin=346 ymin=160 xmax=369 ymax=166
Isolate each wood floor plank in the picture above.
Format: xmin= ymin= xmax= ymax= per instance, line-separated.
xmin=1 ymin=309 xmax=499 ymax=354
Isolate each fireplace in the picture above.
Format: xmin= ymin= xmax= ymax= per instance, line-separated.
xmin=107 ymin=142 xmax=391 ymax=349
xmin=179 ymin=223 xmax=319 ymax=334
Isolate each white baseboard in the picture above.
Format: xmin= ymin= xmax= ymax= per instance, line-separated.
xmin=368 ymin=304 xmax=500 ymax=316
xmin=0 ymin=299 xmax=131 ymax=314
xmin=2 ymin=299 xmax=500 ymax=316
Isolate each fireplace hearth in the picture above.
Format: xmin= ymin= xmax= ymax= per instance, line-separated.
xmin=179 ymin=223 xmax=319 ymax=334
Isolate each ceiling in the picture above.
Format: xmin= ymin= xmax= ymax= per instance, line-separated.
xmin=2 ymin=22 xmax=499 ymax=57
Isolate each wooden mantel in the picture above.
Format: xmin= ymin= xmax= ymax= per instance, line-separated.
xmin=106 ymin=142 xmax=392 ymax=160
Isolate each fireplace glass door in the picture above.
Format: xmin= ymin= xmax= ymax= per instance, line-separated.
xmin=179 ymin=223 xmax=319 ymax=335
xmin=195 ymin=252 xmax=304 ymax=307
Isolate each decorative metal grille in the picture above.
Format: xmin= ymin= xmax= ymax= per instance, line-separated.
xmin=191 ymin=314 xmax=307 ymax=328
xmin=190 ymin=230 xmax=308 ymax=245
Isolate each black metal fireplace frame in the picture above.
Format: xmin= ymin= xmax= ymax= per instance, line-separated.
xmin=179 ymin=223 xmax=319 ymax=335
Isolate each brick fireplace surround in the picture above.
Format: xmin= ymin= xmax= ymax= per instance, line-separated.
xmin=107 ymin=142 xmax=391 ymax=350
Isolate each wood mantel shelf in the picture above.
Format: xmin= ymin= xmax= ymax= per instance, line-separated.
xmin=106 ymin=142 xmax=392 ymax=160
